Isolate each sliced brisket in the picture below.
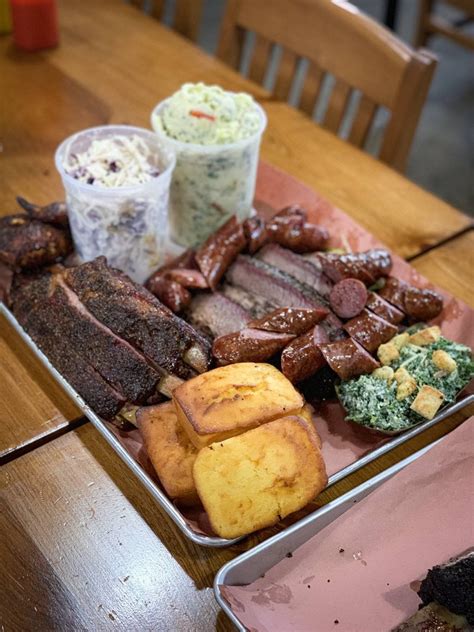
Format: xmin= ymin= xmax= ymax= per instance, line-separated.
xmin=186 ymin=292 xmax=250 ymax=339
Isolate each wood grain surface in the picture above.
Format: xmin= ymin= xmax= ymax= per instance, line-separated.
xmin=1 ymin=405 xmax=472 ymax=631
xmin=0 ymin=2 xmax=473 ymax=629
xmin=0 ymin=315 xmax=81 ymax=461
xmin=410 ymin=230 xmax=474 ymax=307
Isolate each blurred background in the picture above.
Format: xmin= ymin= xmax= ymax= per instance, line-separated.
xmin=157 ymin=0 xmax=474 ymax=216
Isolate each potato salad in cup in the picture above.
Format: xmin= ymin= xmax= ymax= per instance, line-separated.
xmin=151 ymin=83 xmax=267 ymax=247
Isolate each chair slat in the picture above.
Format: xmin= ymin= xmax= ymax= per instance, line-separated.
xmin=323 ymin=78 xmax=352 ymax=133
xmin=174 ymin=0 xmax=203 ymax=41
xmin=248 ymin=34 xmax=273 ymax=85
xmin=299 ymin=62 xmax=325 ymax=117
xmin=150 ymin=0 xmax=165 ymax=20
xmin=348 ymin=94 xmax=377 ymax=147
xmin=274 ymin=48 xmax=299 ymax=101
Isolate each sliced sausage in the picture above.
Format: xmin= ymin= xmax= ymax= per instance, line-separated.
xmin=266 ymin=218 xmax=329 ymax=253
xmin=366 ymin=291 xmax=405 ymax=324
xmin=320 ymin=249 xmax=393 ymax=285
xmin=146 ymin=275 xmax=191 ymax=313
xmin=212 ymin=328 xmax=295 ymax=365
xmin=378 ymin=276 xmax=408 ymax=311
xmin=281 ymin=325 xmax=329 ymax=383
xmin=248 ymin=306 xmax=328 ymax=335
xmin=243 ymin=216 xmax=269 ymax=254
xmin=274 ymin=204 xmax=308 ymax=221
xmin=152 ymin=248 xmax=196 ymax=275
xmin=317 ymin=338 xmax=380 ymax=380
xmin=165 ymin=268 xmax=208 ymax=289
xmin=196 ymin=216 xmax=246 ymax=290
xmin=343 ymin=309 xmax=398 ymax=353
xmin=329 ymin=278 xmax=368 ymax=319
xmin=403 ymin=287 xmax=443 ymax=322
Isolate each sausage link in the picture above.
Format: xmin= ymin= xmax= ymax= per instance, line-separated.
xmin=266 ymin=219 xmax=329 ymax=253
xmin=366 ymin=291 xmax=404 ymax=324
xmin=403 ymin=286 xmax=443 ymax=322
xmin=146 ymin=275 xmax=191 ymax=313
xmin=165 ymin=268 xmax=208 ymax=289
xmin=212 ymin=328 xmax=294 ymax=365
xmin=243 ymin=216 xmax=269 ymax=254
xmin=378 ymin=276 xmax=408 ymax=311
xmin=320 ymin=249 xmax=392 ymax=285
xmin=317 ymin=338 xmax=380 ymax=380
xmin=248 ymin=306 xmax=328 ymax=335
xmin=274 ymin=204 xmax=308 ymax=221
xmin=196 ymin=216 xmax=246 ymax=290
xmin=343 ymin=309 xmax=398 ymax=353
xmin=329 ymin=278 xmax=368 ymax=319
xmin=281 ymin=325 xmax=328 ymax=383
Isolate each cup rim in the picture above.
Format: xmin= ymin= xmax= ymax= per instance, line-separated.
xmin=54 ymin=124 xmax=176 ymax=194
xmin=150 ymin=96 xmax=267 ymax=153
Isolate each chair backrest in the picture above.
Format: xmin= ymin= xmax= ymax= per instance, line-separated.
xmin=415 ymin=0 xmax=474 ymax=51
xmin=217 ymin=0 xmax=437 ymax=171
xmin=130 ymin=0 xmax=203 ymax=41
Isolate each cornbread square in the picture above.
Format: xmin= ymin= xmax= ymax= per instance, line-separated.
xmin=410 ymin=385 xmax=444 ymax=420
xmin=193 ymin=416 xmax=328 ymax=538
xmin=173 ymin=363 xmax=304 ymax=449
xmin=409 ymin=326 xmax=441 ymax=346
xmin=137 ymin=402 xmax=199 ymax=505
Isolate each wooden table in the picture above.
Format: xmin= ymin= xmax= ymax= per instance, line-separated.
xmin=0 ymin=1 xmax=472 ymax=629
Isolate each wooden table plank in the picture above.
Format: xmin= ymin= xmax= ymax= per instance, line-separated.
xmin=0 ymin=315 xmax=80 ymax=460
xmin=1 ymin=405 xmax=472 ymax=631
xmin=409 ymin=230 xmax=474 ymax=307
xmin=0 ymin=0 xmax=469 ymax=258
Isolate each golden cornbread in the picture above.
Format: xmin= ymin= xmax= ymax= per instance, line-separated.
xmin=137 ymin=402 xmax=199 ymax=505
xmin=173 ymin=363 xmax=304 ymax=449
xmin=193 ymin=415 xmax=328 ymax=538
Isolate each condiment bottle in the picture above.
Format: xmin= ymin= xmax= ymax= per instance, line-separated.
xmin=10 ymin=0 xmax=58 ymax=51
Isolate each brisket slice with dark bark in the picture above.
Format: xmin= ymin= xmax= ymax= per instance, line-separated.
xmin=10 ymin=275 xmax=125 ymax=419
xmin=63 ymin=257 xmax=211 ymax=378
xmin=221 ymin=283 xmax=276 ymax=319
xmin=226 ymin=255 xmax=344 ymax=341
xmin=257 ymin=243 xmax=333 ymax=298
xmin=186 ymin=292 xmax=250 ymax=339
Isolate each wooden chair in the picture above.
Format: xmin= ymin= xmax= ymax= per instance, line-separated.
xmin=217 ymin=0 xmax=438 ymax=172
xmin=130 ymin=0 xmax=203 ymax=41
xmin=415 ymin=0 xmax=474 ymax=51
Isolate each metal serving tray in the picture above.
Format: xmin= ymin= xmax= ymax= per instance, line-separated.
xmin=214 ymin=441 xmax=440 ymax=631
xmin=3 ymin=302 xmax=473 ymax=547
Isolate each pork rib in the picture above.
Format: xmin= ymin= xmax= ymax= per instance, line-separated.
xmin=11 ymin=274 xmax=126 ymax=418
xmin=63 ymin=257 xmax=211 ymax=378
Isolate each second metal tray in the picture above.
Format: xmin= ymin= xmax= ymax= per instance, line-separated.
xmin=214 ymin=441 xmax=440 ymax=631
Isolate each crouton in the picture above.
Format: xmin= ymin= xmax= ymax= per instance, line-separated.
xmin=396 ymin=378 xmax=417 ymax=401
xmin=432 ymin=350 xmax=457 ymax=373
xmin=410 ymin=385 xmax=444 ymax=420
xmin=391 ymin=332 xmax=410 ymax=350
xmin=409 ymin=326 xmax=441 ymax=347
xmin=372 ymin=366 xmax=395 ymax=383
xmin=394 ymin=367 xmax=411 ymax=384
xmin=377 ymin=342 xmax=400 ymax=366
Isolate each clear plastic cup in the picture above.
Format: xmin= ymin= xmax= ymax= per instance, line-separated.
xmin=55 ymin=125 xmax=175 ymax=283
xmin=151 ymin=98 xmax=267 ymax=248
